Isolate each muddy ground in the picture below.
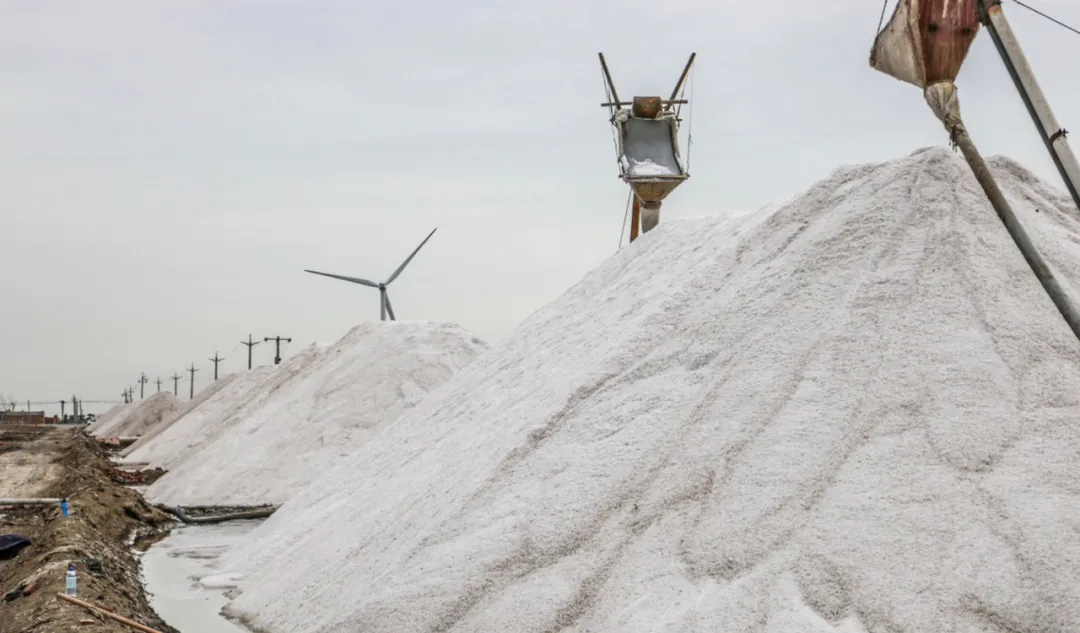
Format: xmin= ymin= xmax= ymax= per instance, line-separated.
xmin=0 ymin=426 xmax=178 ymax=633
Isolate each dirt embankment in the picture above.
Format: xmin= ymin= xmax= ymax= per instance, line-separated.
xmin=0 ymin=427 xmax=177 ymax=633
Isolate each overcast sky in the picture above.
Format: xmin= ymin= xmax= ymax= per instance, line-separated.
xmin=3 ymin=0 xmax=1080 ymax=412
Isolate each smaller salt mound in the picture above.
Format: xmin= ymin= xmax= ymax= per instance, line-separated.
xmin=88 ymin=402 xmax=131 ymax=433
xmin=123 ymin=363 xmax=300 ymax=471
xmin=89 ymin=392 xmax=182 ymax=439
xmin=121 ymin=374 xmax=242 ymax=459
xmin=144 ymin=322 xmax=488 ymax=507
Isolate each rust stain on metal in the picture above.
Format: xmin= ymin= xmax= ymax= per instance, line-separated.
xmin=919 ymin=0 xmax=981 ymax=83
xmin=632 ymin=96 xmax=663 ymax=119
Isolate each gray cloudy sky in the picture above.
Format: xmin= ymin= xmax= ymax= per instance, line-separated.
xmin=3 ymin=0 xmax=1079 ymax=412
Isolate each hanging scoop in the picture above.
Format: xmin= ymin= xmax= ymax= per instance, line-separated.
xmin=871 ymin=0 xmax=980 ymax=89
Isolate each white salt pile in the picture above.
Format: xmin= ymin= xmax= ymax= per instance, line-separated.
xmin=89 ymin=392 xmax=183 ymax=439
xmin=142 ymin=322 xmax=487 ymax=507
xmin=220 ymin=147 xmax=1080 ymax=633
xmin=88 ymin=402 xmax=131 ymax=433
xmin=121 ymin=373 xmax=242 ymax=459
xmin=124 ymin=363 xmax=303 ymax=472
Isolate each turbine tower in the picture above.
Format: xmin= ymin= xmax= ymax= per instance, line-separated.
xmin=304 ymin=227 xmax=437 ymax=321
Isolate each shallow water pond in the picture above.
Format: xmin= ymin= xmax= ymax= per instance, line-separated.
xmin=140 ymin=520 xmax=261 ymax=633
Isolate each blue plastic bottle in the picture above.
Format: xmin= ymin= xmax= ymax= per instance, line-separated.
xmin=60 ymin=498 xmax=69 ymax=517
xmin=65 ymin=565 xmax=77 ymax=597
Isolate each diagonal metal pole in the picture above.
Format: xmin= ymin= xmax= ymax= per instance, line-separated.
xmin=977 ymin=0 xmax=1080 ymax=213
xmin=926 ymin=83 xmax=1080 ymax=343
xmin=665 ymin=53 xmax=696 ymax=112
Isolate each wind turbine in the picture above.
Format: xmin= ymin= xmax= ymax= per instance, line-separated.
xmin=304 ymin=227 xmax=437 ymax=321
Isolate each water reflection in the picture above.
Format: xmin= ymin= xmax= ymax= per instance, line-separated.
xmin=140 ymin=520 xmax=261 ymax=633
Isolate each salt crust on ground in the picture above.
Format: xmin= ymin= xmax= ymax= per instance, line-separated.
xmin=141 ymin=322 xmax=488 ymax=507
xmin=221 ymin=147 xmax=1080 ymax=633
xmin=88 ymin=392 xmax=183 ymax=439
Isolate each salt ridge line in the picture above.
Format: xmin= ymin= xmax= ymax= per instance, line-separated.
xmin=220 ymin=147 xmax=1080 ymax=633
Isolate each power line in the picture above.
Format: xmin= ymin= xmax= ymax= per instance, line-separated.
xmin=1010 ymin=0 xmax=1080 ymax=38
xmin=618 ymin=189 xmax=632 ymax=249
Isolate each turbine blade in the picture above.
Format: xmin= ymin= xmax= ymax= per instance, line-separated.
xmin=384 ymin=293 xmax=396 ymax=321
xmin=386 ymin=227 xmax=437 ymax=285
xmin=304 ymin=269 xmax=379 ymax=288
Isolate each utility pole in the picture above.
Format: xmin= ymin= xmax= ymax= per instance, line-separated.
xmin=71 ymin=395 xmax=77 ymax=418
xmin=60 ymin=400 xmax=66 ymax=421
xmin=171 ymin=373 xmax=181 ymax=396
xmin=264 ymin=336 xmax=292 ymax=365
xmin=139 ymin=373 xmax=149 ymax=399
xmin=187 ymin=363 xmax=199 ymax=400
xmin=209 ymin=351 xmax=224 ymax=380
xmin=121 ymin=390 xmax=128 ymax=404
xmin=156 ymin=377 xmax=163 ymax=393
xmin=242 ymin=334 xmax=261 ymax=370
xmin=977 ymin=0 xmax=1080 ymax=213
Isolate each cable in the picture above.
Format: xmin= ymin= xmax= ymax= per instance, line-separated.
xmin=877 ymin=0 xmax=890 ymax=35
xmin=685 ymin=62 xmax=695 ymax=173
xmin=1010 ymin=0 xmax=1080 ymax=38
xmin=618 ymin=188 xmax=632 ymax=249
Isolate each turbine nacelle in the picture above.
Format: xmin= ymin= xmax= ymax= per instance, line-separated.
xmin=304 ymin=227 xmax=437 ymax=322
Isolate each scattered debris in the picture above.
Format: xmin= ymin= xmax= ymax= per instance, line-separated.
xmin=0 ymin=534 xmax=31 ymax=560
xmin=156 ymin=504 xmax=277 ymax=525
xmin=106 ymin=467 xmax=166 ymax=486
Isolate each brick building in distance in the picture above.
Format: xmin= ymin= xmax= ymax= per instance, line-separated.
xmin=0 ymin=411 xmax=61 ymax=425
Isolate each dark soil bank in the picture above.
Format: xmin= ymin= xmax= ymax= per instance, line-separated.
xmin=0 ymin=428 xmax=177 ymax=633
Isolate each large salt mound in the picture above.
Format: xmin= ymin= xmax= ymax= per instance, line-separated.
xmin=121 ymin=373 xmax=242 ymax=459
xmin=221 ymin=147 xmax=1080 ymax=633
xmin=89 ymin=392 xmax=183 ymax=439
xmin=144 ymin=322 xmax=488 ymax=507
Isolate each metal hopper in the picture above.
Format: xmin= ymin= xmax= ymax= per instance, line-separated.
xmin=600 ymin=54 xmax=695 ymax=240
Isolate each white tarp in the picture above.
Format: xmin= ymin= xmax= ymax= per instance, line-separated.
xmin=870 ymin=0 xmax=927 ymax=88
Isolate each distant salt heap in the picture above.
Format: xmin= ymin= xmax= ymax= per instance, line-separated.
xmin=124 ymin=359 xmax=315 ymax=473
xmin=88 ymin=402 xmax=130 ymax=433
xmin=141 ymin=322 xmax=488 ymax=507
xmin=88 ymin=392 xmax=182 ymax=439
xmin=219 ymin=147 xmax=1080 ymax=633
xmin=121 ymin=372 xmax=244 ymax=460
